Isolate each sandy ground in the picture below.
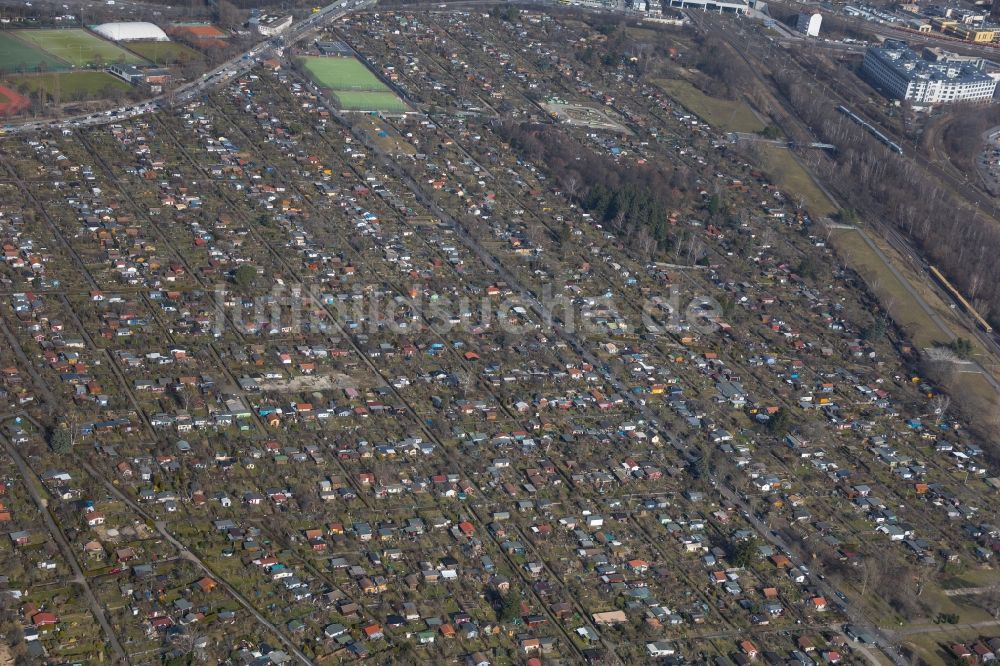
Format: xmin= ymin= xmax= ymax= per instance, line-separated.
xmin=258 ymin=371 xmax=359 ymax=393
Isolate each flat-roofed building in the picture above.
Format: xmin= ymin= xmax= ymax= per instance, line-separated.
xmin=862 ymin=40 xmax=996 ymax=104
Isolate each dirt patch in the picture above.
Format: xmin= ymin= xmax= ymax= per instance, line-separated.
xmin=92 ymin=521 xmax=153 ymax=543
xmin=258 ymin=372 xmax=359 ymax=393
xmin=357 ymin=115 xmax=416 ymax=156
xmin=133 ymin=522 xmax=154 ymax=539
xmin=541 ymin=101 xmax=630 ymax=133
xmin=0 ymin=85 xmax=30 ymax=116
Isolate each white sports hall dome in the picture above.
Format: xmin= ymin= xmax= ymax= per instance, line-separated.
xmin=92 ymin=21 xmax=169 ymax=42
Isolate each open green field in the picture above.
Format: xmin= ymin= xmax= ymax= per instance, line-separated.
xmin=0 ymin=32 xmax=67 ymax=74
xmin=7 ymin=71 xmax=129 ymax=99
xmin=13 ymin=29 xmax=145 ymax=67
xmin=125 ymin=40 xmax=202 ymax=64
xmin=299 ymin=56 xmax=407 ymax=112
xmin=656 ymin=77 xmax=834 ymax=218
xmin=898 ymin=625 xmax=1000 ymax=666
xmin=831 ymin=225 xmax=1000 ymax=406
xmin=830 ymin=228 xmax=942 ymax=347
xmin=940 ymin=568 xmax=1000 ymax=590
xmin=299 ymin=55 xmax=386 ymax=90
xmin=755 ymin=144 xmax=838 ymax=218
xmin=656 ymin=78 xmax=765 ymax=133
xmin=333 ymin=90 xmax=408 ymax=113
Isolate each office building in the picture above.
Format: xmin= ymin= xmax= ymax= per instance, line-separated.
xmin=861 ymin=40 xmax=996 ymax=104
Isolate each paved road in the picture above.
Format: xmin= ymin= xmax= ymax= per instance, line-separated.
xmin=893 ymin=619 xmax=1000 ymax=637
xmin=766 ymin=0 xmax=1000 ymax=57
xmin=942 ymin=586 xmax=1000 ymax=598
xmin=301 ymin=36 xmax=915 ymax=657
xmin=826 ymin=224 xmax=957 ymax=344
xmin=0 ymin=315 xmax=57 ymax=407
xmin=822 ymin=101 xmax=1000 ymax=380
xmin=0 ymin=432 xmax=128 ymax=664
xmin=0 ymin=3 xmax=970 ymax=663
xmin=2 ymin=0 xmax=375 ymax=136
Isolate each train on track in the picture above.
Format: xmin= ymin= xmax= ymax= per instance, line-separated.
xmin=836 ymin=105 xmax=903 ymax=155
xmin=929 ymin=265 xmax=994 ymax=333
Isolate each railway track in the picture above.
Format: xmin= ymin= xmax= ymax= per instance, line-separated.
xmin=693 ymin=10 xmax=1000 ymax=388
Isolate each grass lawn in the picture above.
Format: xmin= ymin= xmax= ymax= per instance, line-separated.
xmin=125 ymin=40 xmax=202 ymax=64
xmin=921 ymin=582 xmax=997 ymax=625
xmin=656 ymin=78 xmax=764 ymax=133
xmin=625 ymin=26 xmax=660 ymax=39
xmin=939 ymin=568 xmax=1000 ymax=590
xmin=951 ymin=370 xmax=1000 ymax=413
xmin=358 ymin=115 xmax=416 ymax=154
xmin=826 ymin=208 xmax=1000 ymax=407
xmin=755 ymin=144 xmax=838 ymax=218
xmin=13 ymin=29 xmax=145 ymax=67
xmin=333 ymin=90 xmax=408 ymax=113
xmin=903 ymin=631 xmax=953 ymax=666
xmin=7 ymin=71 xmax=129 ymax=99
xmin=833 ymin=224 xmax=1000 ymax=404
xmin=900 ymin=626 xmax=999 ymax=666
xmin=830 ymin=228 xmax=942 ymax=347
xmin=299 ymin=55 xmax=388 ymax=91
xmin=299 ymin=56 xmax=407 ymax=111
xmin=0 ymin=32 xmax=67 ymax=73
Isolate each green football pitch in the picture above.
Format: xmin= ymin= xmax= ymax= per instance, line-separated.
xmin=0 ymin=32 xmax=67 ymax=73
xmin=299 ymin=56 xmax=408 ymax=112
xmin=299 ymin=56 xmax=387 ymax=91
xmin=333 ymin=91 xmax=409 ymax=113
xmin=14 ymin=29 xmax=145 ymax=67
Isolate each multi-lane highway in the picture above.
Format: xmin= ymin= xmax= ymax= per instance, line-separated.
xmin=2 ymin=0 xmax=375 ymax=136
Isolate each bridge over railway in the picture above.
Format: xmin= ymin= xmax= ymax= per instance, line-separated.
xmin=727 ymin=131 xmax=836 ymax=150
